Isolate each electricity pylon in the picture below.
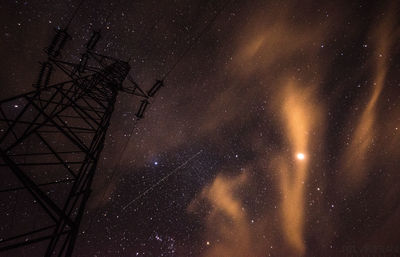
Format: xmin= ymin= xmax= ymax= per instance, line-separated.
xmin=0 ymin=27 xmax=163 ymax=256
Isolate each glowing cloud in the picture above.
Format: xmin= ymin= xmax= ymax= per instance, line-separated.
xmin=187 ymin=172 xmax=251 ymax=257
xmin=341 ymin=3 xmax=397 ymax=186
xmin=273 ymin=80 xmax=322 ymax=255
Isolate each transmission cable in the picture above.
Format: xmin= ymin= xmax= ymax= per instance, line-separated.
xmin=101 ymin=0 xmax=235 ymax=207
xmin=82 ymin=116 xmax=140 ymax=233
xmin=65 ymin=0 xmax=87 ymax=29
xmin=117 ymin=0 xmax=234 ymax=176
xmin=118 ymin=0 xmax=235 ymax=165
xmin=83 ymin=0 xmax=235 ymax=234
xmin=98 ymin=0 xmax=124 ymax=47
xmin=161 ymin=0 xmax=235 ymax=81
xmin=117 ymin=0 xmax=235 ymax=213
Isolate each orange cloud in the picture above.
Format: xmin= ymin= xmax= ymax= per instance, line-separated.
xmin=341 ymin=2 xmax=398 ymax=186
xmin=187 ymin=172 xmax=252 ymax=257
xmin=272 ymin=80 xmax=323 ymax=255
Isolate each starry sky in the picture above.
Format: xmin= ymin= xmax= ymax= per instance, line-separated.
xmin=1 ymin=0 xmax=400 ymax=256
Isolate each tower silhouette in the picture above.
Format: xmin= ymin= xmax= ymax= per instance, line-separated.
xmin=0 ymin=26 xmax=162 ymax=256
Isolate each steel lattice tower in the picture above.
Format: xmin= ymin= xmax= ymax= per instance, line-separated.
xmin=0 ymin=28 xmax=162 ymax=256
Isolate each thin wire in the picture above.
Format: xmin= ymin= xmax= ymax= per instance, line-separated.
xmin=100 ymin=0 xmax=123 ymax=44
xmin=128 ymin=11 xmax=163 ymax=61
xmin=82 ymin=116 xmax=140 ymax=233
xmin=122 ymin=149 xmax=204 ymax=210
xmin=65 ymin=0 xmax=87 ymax=29
xmin=116 ymin=0 xmax=235 ymax=212
xmin=82 ymin=0 xmax=151 ymax=230
xmin=83 ymin=0 xmax=234 ymax=233
xmin=104 ymin=0 xmax=122 ymax=26
xmin=161 ymin=0 xmax=234 ymax=81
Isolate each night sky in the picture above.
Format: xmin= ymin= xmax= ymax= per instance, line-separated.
xmin=1 ymin=0 xmax=400 ymax=256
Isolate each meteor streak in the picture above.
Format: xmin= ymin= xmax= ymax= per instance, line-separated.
xmin=122 ymin=150 xmax=203 ymax=210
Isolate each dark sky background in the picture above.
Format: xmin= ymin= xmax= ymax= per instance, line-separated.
xmin=1 ymin=0 xmax=400 ymax=256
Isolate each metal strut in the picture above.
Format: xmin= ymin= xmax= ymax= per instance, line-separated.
xmin=33 ymin=62 xmax=53 ymax=89
xmin=45 ymin=29 xmax=71 ymax=58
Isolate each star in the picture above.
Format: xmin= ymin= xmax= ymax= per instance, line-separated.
xmin=296 ymin=153 xmax=305 ymax=160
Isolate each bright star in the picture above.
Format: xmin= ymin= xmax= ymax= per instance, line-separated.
xmin=296 ymin=153 xmax=305 ymax=160
xmin=154 ymin=161 xmax=158 ymax=165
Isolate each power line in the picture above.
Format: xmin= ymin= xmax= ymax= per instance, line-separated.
xmin=66 ymin=0 xmax=87 ymax=29
xmin=83 ymin=0 xmax=235 ymax=235
xmin=116 ymin=0 xmax=235 ymax=176
xmin=82 ymin=116 xmax=140 ymax=233
xmin=99 ymin=0 xmax=124 ymax=46
xmin=102 ymin=0 xmax=235 ymax=211
xmin=161 ymin=0 xmax=235 ymax=80
xmin=128 ymin=15 xmax=163 ymax=61
xmin=104 ymin=0 xmax=122 ymax=26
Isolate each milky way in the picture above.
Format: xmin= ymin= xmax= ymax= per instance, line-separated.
xmin=1 ymin=0 xmax=400 ymax=256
